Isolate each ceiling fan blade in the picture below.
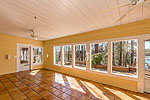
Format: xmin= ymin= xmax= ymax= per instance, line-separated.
xmin=37 ymin=36 xmax=47 ymax=40
xmin=116 ymin=8 xmax=133 ymax=22
xmin=103 ymin=2 xmax=130 ymax=12
xmin=116 ymin=13 xmax=127 ymax=22
xmin=31 ymin=29 xmax=35 ymax=34
xmin=116 ymin=3 xmax=141 ymax=22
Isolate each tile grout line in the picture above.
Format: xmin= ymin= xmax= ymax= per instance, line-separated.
xmin=1 ymin=69 xmax=139 ymax=100
xmin=27 ymin=70 xmax=93 ymax=100
xmin=23 ymin=74 xmax=63 ymax=99
xmin=17 ymin=71 xmax=76 ymax=100
xmin=26 ymin=72 xmax=77 ymax=99
xmin=36 ymin=72 xmax=92 ymax=100
xmin=12 ymin=73 xmax=52 ymax=100
xmin=5 ymin=75 xmax=31 ymax=100
xmin=0 ymin=79 xmax=14 ymax=100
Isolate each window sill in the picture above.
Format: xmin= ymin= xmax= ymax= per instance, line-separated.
xmin=54 ymin=64 xmax=61 ymax=66
xmin=33 ymin=63 xmax=43 ymax=66
xmin=90 ymin=69 xmax=108 ymax=74
xmin=74 ymin=66 xmax=86 ymax=70
xmin=62 ymin=65 xmax=72 ymax=68
xmin=111 ymin=72 xmax=138 ymax=78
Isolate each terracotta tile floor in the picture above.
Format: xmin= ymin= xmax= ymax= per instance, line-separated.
xmin=0 ymin=69 xmax=150 ymax=100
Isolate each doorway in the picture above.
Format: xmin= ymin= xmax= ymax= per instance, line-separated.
xmin=17 ymin=44 xmax=32 ymax=72
xmin=144 ymin=40 xmax=150 ymax=93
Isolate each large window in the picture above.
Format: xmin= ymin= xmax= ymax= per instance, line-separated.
xmin=54 ymin=46 xmax=61 ymax=65
xmin=33 ymin=47 xmax=43 ymax=65
xmin=74 ymin=44 xmax=86 ymax=70
xmin=63 ymin=45 xmax=72 ymax=67
xmin=90 ymin=42 xmax=108 ymax=72
xmin=53 ymin=38 xmax=139 ymax=78
xmin=112 ymin=40 xmax=137 ymax=76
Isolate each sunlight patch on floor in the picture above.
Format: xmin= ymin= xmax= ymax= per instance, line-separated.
xmin=104 ymin=87 xmax=127 ymax=99
xmin=66 ymin=76 xmax=85 ymax=93
xmin=54 ymin=73 xmax=65 ymax=85
xmin=81 ymin=80 xmax=109 ymax=99
xmin=30 ymin=70 xmax=39 ymax=75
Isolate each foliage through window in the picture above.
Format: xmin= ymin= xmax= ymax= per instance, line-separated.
xmin=63 ymin=45 xmax=72 ymax=67
xmin=33 ymin=47 xmax=42 ymax=64
xmin=112 ymin=40 xmax=137 ymax=76
xmin=54 ymin=46 xmax=61 ymax=65
xmin=91 ymin=43 xmax=108 ymax=72
xmin=74 ymin=44 xmax=86 ymax=70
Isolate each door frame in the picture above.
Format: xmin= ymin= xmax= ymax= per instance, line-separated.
xmin=16 ymin=43 xmax=33 ymax=72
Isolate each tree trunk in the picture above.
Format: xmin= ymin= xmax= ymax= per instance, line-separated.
xmin=131 ymin=41 xmax=134 ymax=65
xmin=68 ymin=47 xmax=70 ymax=61
xmin=112 ymin=42 xmax=115 ymax=66
xmin=119 ymin=42 xmax=122 ymax=66
xmin=81 ymin=45 xmax=83 ymax=61
xmin=125 ymin=41 xmax=128 ymax=67
xmin=83 ymin=46 xmax=85 ymax=62
xmin=59 ymin=52 xmax=61 ymax=61
xmin=95 ymin=44 xmax=98 ymax=53
xmin=76 ymin=47 xmax=78 ymax=61
xmin=123 ymin=53 xmax=125 ymax=66
xmin=79 ymin=46 xmax=80 ymax=61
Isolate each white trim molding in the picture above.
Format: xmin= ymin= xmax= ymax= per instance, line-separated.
xmin=53 ymin=34 xmax=150 ymax=93
xmin=16 ymin=43 xmax=32 ymax=72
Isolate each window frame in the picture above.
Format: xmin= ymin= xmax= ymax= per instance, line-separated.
xmin=62 ymin=45 xmax=73 ymax=68
xmin=90 ymin=42 xmax=108 ymax=73
xmin=52 ymin=35 xmax=144 ymax=80
xmin=53 ymin=46 xmax=62 ymax=66
xmin=111 ymin=39 xmax=138 ymax=78
xmin=53 ymin=34 xmax=150 ymax=93
xmin=73 ymin=44 xmax=87 ymax=70
xmin=32 ymin=46 xmax=43 ymax=66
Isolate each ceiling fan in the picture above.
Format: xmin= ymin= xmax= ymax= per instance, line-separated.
xmin=24 ymin=16 xmax=46 ymax=40
xmin=30 ymin=29 xmax=46 ymax=40
xmin=103 ymin=0 xmax=150 ymax=22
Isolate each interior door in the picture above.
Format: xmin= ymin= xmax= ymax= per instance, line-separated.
xmin=17 ymin=44 xmax=31 ymax=72
xmin=144 ymin=40 xmax=150 ymax=93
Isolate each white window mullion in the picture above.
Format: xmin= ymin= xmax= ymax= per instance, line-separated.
xmin=86 ymin=43 xmax=90 ymax=71
xmin=53 ymin=47 xmax=55 ymax=65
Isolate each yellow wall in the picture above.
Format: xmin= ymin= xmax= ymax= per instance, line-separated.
xmin=44 ymin=19 xmax=150 ymax=92
xmin=0 ymin=34 xmax=44 ymax=75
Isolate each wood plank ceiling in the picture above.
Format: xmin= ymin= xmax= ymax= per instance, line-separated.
xmin=0 ymin=0 xmax=149 ymax=40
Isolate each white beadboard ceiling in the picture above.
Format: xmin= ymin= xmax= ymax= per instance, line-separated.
xmin=0 ymin=0 xmax=149 ymax=40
